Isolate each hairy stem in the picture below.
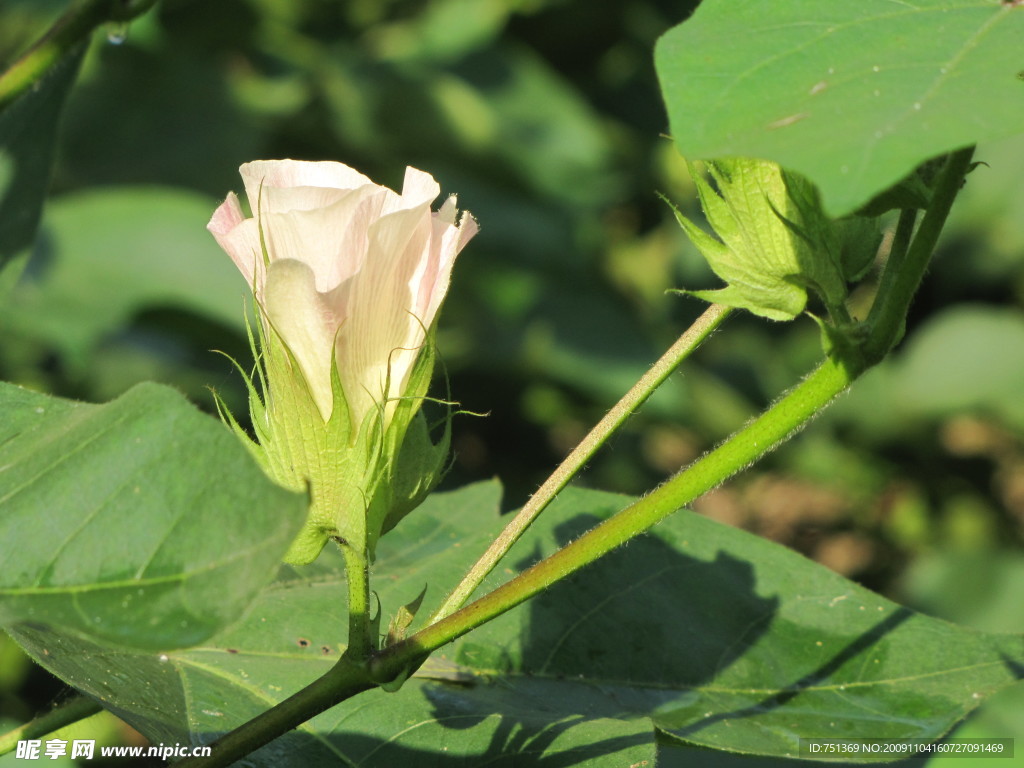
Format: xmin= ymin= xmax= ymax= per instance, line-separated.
xmin=0 ymin=0 xmax=159 ymax=113
xmin=430 ymin=303 xmax=731 ymax=623
xmin=0 ymin=696 xmax=102 ymax=756
xmin=340 ymin=540 xmax=372 ymax=659
xmin=174 ymin=657 xmax=374 ymax=768
xmin=374 ymin=353 xmax=858 ymax=679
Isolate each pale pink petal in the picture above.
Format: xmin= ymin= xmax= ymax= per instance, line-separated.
xmin=434 ymin=195 xmax=458 ymax=226
xmin=264 ymin=259 xmax=341 ymax=420
xmin=240 ymin=160 xmax=373 ymax=214
xmin=207 ymin=191 xmax=245 ymax=234
xmin=258 ymin=185 xmax=355 ymax=216
xmin=379 ymin=167 xmax=440 ymax=216
xmin=210 ymin=161 xmax=473 ymax=434
xmin=336 ymin=205 xmax=434 ymax=427
xmin=457 ymin=209 xmax=479 ymax=250
xmin=259 ymin=185 xmax=387 ymax=292
xmin=407 ymin=203 xmax=452 ymax=324
xmin=207 ymin=192 xmax=266 ymax=291
xmin=412 ymin=203 xmax=478 ymax=327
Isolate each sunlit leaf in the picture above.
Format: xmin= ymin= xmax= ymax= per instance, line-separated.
xmin=0 ymin=382 xmax=305 ymax=651
xmin=9 ymin=483 xmax=1023 ymax=764
xmin=656 ymin=0 xmax=1024 ymax=215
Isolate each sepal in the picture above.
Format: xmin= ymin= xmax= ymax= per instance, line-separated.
xmin=670 ymin=157 xmax=882 ymax=324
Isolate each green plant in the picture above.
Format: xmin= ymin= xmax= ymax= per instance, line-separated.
xmin=2 ymin=1 xmax=1023 ymax=765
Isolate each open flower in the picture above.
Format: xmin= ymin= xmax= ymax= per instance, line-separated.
xmin=208 ymin=160 xmax=477 ymax=563
xmin=209 ymin=160 xmax=477 ymax=426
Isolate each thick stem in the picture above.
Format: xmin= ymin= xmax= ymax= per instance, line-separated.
xmin=430 ymin=303 xmax=731 ymax=622
xmin=173 ymin=656 xmax=374 ymax=768
xmin=339 ymin=540 xmax=372 ymax=659
xmin=0 ymin=696 xmax=102 ymax=756
xmin=0 ymin=0 xmax=159 ymax=112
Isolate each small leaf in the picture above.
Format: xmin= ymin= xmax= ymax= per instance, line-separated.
xmin=385 ymin=585 xmax=427 ymax=648
xmin=668 ymin=158 xmax=850 ymax=320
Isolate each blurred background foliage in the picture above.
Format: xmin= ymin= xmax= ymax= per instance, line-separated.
xmin=1 ymin=0 xmax=1024 ymax=764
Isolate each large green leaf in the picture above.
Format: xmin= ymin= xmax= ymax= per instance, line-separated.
xmin=0 ymin=381 xmax=305 ymax=651
xmin=426 ymin=489 xmax=1024 ymax=759
xmin=0 ymin=44 xmax=85 ymax=276
xmin=9 ymin=482 xmax=1023 ymax=764
xmin=655 ymin=0 xmax=1024 ymax=216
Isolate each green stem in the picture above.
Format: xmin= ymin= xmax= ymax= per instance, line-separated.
xmin=377 ymin=146 xmax=976 ymax=680
xmin=0 ymin=696 xmax=102 ymax=756
xmin=373 ymin=353 xmax=859 ymax=680
xmin=0 ymin=0 xmax=159 ymax=113
xmin=340 ymin=540 xmax=371 ymax=659
xmin=863 ymin=147 xmax=974 ymax=363
xmin=430 ymin=303 xmax=732 ymax=623
xmin=887 ymin=208 xmax=919 ymax=278
xmin=173 ymin=656 xmax=374 ymax=768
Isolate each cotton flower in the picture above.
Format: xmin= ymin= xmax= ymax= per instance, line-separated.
xmin=209 ymin=160 xmax=477 ymax=426
xmin=208 ymin=160 xmax=477 ymax=564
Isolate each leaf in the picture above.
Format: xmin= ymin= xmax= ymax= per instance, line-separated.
xmin=0 ymin=381 xmax=306 ymax=651
xmin=0 ymin=187 xmax=245 ymax=373
xmin=8 ymin=482 xmax=1024 ymax=764
xmin=441 ymin=489 xmax=1024 ymax=759
xmin=655 ymin=0 xmax=1024 ymax=216
xmin=6 ymin=480 xmax=536 ymax=763
xmin=0 ymin=43 xmax=85 ymax=275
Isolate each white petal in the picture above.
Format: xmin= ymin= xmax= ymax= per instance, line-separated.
xmin=435 ymin=194 xmax=458 ymax=226
xmin=264 ymin=259 xmax=341 ymax=420
xmin=207 ymin=192 xmax=266 ymax=291
xmin=240 ymin=160 xmax=373 ymax=214
xmin=414 ymin=207 xmax=478 ymax=328
xmin=380 ymin=167 xmax=440 ymax=216
xmin=259 ymin=185 xmax=387 ymax=292
xmin=457 ymin=209 xmax=480 ymax=250
xmin=336 ymin=206 xmax=434 ymax=428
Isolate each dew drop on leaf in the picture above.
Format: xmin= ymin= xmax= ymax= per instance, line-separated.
xmin=106 ymin=23 xmax=128 ymax=45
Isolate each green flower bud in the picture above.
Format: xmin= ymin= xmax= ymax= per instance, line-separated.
xmin=669 ymin=157 xmax=879 ymax=321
